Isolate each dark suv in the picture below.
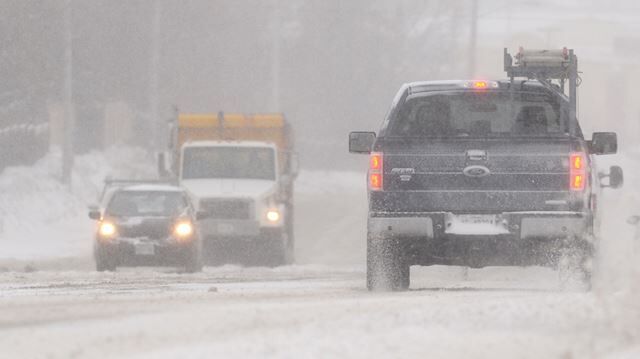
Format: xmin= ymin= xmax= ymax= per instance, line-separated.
xmin=89 ymin=184 xmax=203 ymax=272
xmin=350 ymin=77 xmax=623 ymax=291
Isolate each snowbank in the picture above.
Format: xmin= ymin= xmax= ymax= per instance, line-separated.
xmin=592 ymin=150 xmax=640 ymax=357
xmin=0 ymin=147 xmax=155 ymax=261
xmin=0 ymin=153 xmax=368 ymax=265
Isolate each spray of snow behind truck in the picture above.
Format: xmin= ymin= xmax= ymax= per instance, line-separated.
xmin=159 ymin=112 xmax=298 ymax=265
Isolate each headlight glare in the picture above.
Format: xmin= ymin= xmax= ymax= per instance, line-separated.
xmin=174 ymin=221 xmax=194 ymax=238
xmin=266 ymin=209 xmax=280 ymax=222
xmin=99 ymin=222 xmax=117 ymax=238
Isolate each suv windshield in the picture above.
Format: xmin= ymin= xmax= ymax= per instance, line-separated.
xmin=182 ymin=147 xmax=276 ymax=180
xmin=106 ymin=191 xmax=186 ymax=217
xmin=388 ymin=91 xmax=569 ymax=137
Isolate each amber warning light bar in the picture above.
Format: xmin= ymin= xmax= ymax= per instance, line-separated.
xmin=462 ymin=80 xmax=499 ymax=90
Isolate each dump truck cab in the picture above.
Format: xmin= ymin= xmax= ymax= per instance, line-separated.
xmin=162 ymin=113 xmax=297 ymax=266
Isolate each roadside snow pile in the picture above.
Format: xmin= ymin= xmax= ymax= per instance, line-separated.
xmin=594 ymin=149 xmax=640 ymax=357
xmin=0 ymin=147 xmax=155 ymax=261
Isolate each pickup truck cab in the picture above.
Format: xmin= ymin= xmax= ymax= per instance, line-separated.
xmin=350 ymin=79 xmax=622 ymax=291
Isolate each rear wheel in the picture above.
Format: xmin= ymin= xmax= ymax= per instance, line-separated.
xmin=557 ymin=238 xmax=593 ymax=290
xmin=367 ymin=234 xmax=410 ymax=291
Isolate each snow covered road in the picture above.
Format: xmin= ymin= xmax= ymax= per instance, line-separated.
xmin=0 ymin=151 xmax=639 ymax=358
xmin=0 ymin=265 xmax=636 ymax=359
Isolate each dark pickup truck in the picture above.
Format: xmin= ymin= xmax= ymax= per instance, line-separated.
xmin=350 ymin=49 xmax=623 ymax=291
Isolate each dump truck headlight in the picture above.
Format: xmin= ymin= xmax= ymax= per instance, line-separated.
xmin=266 ymin=209 xmax=280 ymax=223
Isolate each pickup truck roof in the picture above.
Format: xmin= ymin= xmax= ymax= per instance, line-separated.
xmin=405 ymin=80 xmax=552 ymax=95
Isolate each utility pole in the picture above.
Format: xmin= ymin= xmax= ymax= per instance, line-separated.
xmin=270 ymin=0 xmax=281 ymax=112
xmin=62 ymin=0 xmax=74 ymax=185
xmin=467 ymin=0 xmax=478 ymax=78
xmin=150 ymin=0 xmax=162 ymax=150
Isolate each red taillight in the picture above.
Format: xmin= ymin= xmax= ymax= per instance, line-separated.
xmin=370 ymin=153 xmax=382 ymax=171
xmin=369 ymin=152 xmax=383 ymax=191
xmin=572 ymin=174 xmax=584 ymax=190
xmin=571 ymin=153 xmax=583 ymax=171
xmin=570 ymin=152 xmax=586 ymax=191
xmin=370 ymin=173 xmax=382 ymax=190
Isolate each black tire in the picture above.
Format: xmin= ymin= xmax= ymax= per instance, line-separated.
xmin=367 ymin=234 xmax=410 ymax=291
xmin=579 ymin=252 xmax=594 ymax=291
xmin=95 ymin=247 xmax=117 ymax=272
xmin=184 ymin=244 xmax=203 ymax=273
xmin=557 ymin=238 xmax=593 ymax=290
xmin=262 ymin=236 xmax=288 ymax=267
xmin=284 ymin=208 xmax=295 ymax=265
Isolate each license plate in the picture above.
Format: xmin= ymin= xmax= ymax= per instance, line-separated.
xmin=456 ymin=214 xmax=497 ymax=226
xmin=135 ymin=243 xmax=155 ymax=256
xmin=445 ymin=214 xmax=507 ymax=235
xmin=218 ymin=223 xmax=235 ymax=235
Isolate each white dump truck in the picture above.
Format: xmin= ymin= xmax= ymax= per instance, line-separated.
xmin=160 ymin=112 xmax=297 ymax=265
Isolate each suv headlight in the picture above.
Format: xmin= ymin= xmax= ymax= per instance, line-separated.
xmin=99 ymin=221 xmax=117 ymax=239
xmin=174 ymin=221 xmax=194 ymax=239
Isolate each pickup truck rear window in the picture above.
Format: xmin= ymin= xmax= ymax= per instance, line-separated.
xmin=388 ymin=91 xmax=568 ymax=138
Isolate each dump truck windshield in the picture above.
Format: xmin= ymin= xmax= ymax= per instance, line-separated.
xmin=182 ymin=146 xmax=276 ymax=180
xmin=388 ymin=91 xmax=568 ymax=138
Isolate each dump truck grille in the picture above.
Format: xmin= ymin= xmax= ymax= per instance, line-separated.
xmin=200 ymin=199 xmax=252 ymax=220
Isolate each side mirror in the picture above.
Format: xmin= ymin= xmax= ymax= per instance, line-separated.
xmin=608 ymin=166 xmax=624 ymax=189
xmin=280 ymin=174 xmax=293 ymax=187
xmin=88 ymin=210 xmax=101 ymax=220
xmin=277 ymin=175 xmax=293 ymax=202
xmin=599 ymin=165 xmax=624 ymax=189
xmin=289 ymin=152 xmax=299 ymax=178
xmin=590 ymin=132 xmax=617 ymax=155
xmin=349 ymin=132 xmax=376 ymax=154
xmin=158 ymin=152 xmax=170 ymax=178
xmin=628 ymin=215 xmax=640 ymax=225
xmin=196 ymin=211 xmax=209 ymax=221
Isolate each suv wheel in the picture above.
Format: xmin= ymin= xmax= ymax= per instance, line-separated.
xmin=95 ymin=248 xmax=117 ymax=272
xmin=184 ymin=244 xmax=203 ymax=273
xmin=367 ymin=234 xmax=410 ymax=291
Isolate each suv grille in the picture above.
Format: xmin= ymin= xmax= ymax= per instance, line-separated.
xmin=201 ymin=199 xmax=252 ymax=220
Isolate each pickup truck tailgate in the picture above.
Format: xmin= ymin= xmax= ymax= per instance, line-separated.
xmin=372 ymin=138 xmax=580 ymax=213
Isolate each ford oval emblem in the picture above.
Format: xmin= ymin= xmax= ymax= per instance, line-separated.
xmin=463 ymin=165 xmax=491 ymax=178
